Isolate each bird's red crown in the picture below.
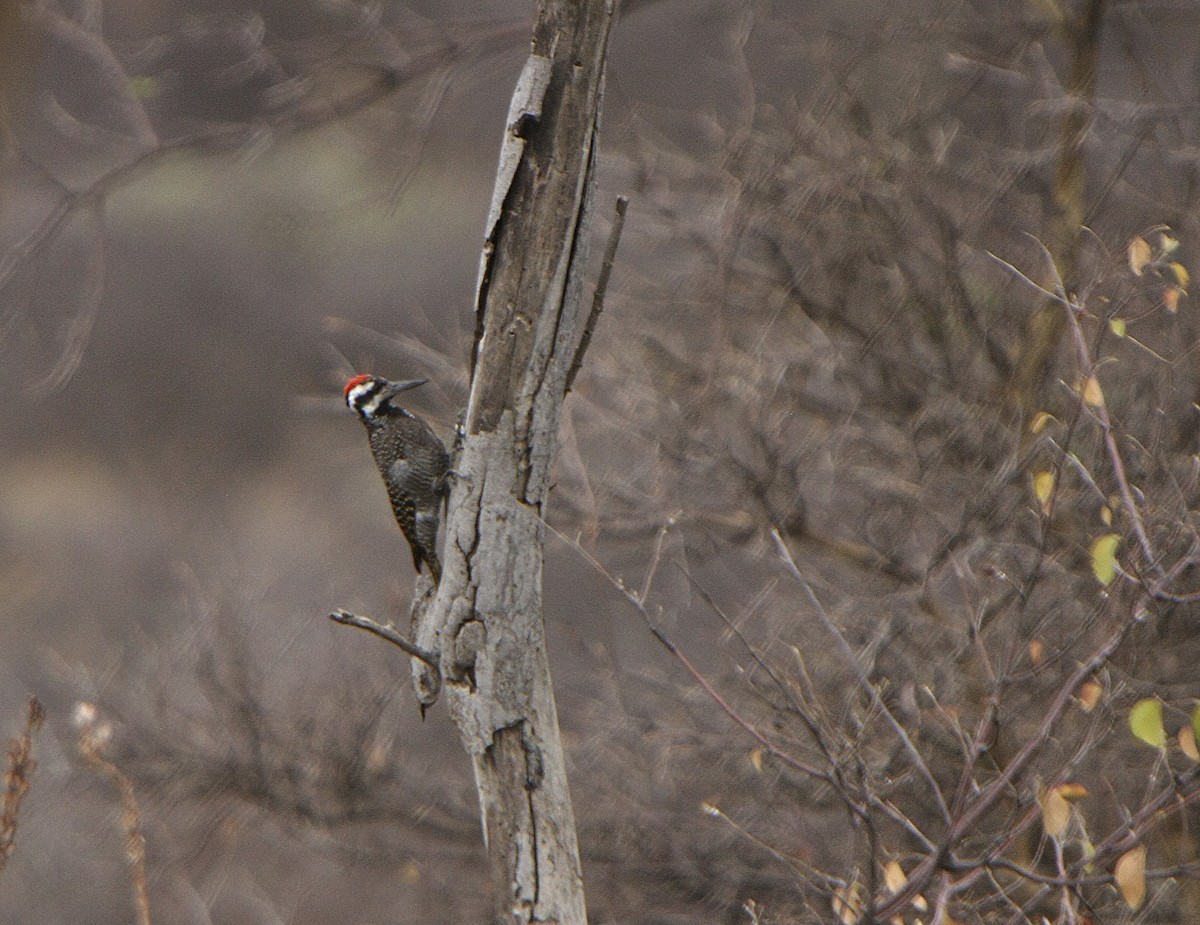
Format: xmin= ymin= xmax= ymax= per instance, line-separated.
xmin=344 ymin=373 xmax=373 ymax=399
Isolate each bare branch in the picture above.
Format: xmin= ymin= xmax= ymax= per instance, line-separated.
xmin=771 ymin=529 xmax=953 ymax=827
xmin=566 ymin=194 xmax=628 ymax=392
xmin=328 ymin=609 xmax=439 ymax=671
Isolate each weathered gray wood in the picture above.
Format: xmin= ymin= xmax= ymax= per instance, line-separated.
xmin=411 ymin=1 xmax=615 ymax=921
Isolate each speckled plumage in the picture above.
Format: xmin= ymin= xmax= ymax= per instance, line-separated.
xmin=346 ymin=375 xmax=450 ymax=583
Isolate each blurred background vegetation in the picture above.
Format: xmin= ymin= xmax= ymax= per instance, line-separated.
xmin=4 ymin=1 xmax=1200 ymax=922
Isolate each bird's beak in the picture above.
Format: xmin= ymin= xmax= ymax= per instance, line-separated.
xmin=387 ymin=378 xmax=429 ymax=396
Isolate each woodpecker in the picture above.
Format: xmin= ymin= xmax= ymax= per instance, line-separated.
xmin=345 ymin=373 xmax=450 ymax=584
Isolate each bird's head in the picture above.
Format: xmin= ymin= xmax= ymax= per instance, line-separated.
xmin=344 ymin=373 xmax=429 ymax=422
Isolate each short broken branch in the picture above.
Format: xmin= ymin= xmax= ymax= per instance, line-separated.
xmin=566 ymin=194 xmax=628 ymax=392
xmin=329 ymin=609 xmax=440 ymax=672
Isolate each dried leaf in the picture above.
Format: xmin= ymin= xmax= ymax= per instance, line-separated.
xmin=749 ymin=747 xmax=763 ymax=773
xmin=1109 ymin=317 xmax=1127 ymax=337
xmin=1029 ymin=638 xmax=1045 ymax=667
xmin=884 ymin=860 xmax=906 ymax=894
xmin=1129 ymin=698 xmax=1166 ymax=749
xmin=1090 ymin=534 xmax=1120 ymax=586
xmin=1129 ymin=236 xmax=1152 ymax=275
xmin=1165 ymin=286 xmax=1182 ymax=313
xmin=1114 ymin=844 xmax=1147 ymax=910
xmin=832 ymin=880 xmax=862 ymax=925
xmin=1178 ymin=723 xmax=1199 ymax=762
xmin=1160 ymin=231 xmax=1180 ymax=254
xmin=1081 ymin=374 xmax=1104 ymax=407
xmin=1100 ymin=505 xmax=1113 ymax=526
xmin=1041 ymin=786 xmax=1071 ymax=839
xmin=1029 ymin=411 xmax=1055 ymax=434
xmin=1078 ymin=680 xmax=1103 ymax=712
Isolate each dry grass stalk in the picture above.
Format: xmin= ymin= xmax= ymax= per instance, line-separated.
xmin=0 ymin=697 xmax=45 ymax=874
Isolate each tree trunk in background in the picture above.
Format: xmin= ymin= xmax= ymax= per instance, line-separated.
xmin=1010 ymin=0 xmax=1106 ymax=413
xmin=410 ymin=1 xmax=614 ymax=922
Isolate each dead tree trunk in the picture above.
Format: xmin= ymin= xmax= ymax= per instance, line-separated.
xmin=412 ymin=2 xmax=615 ymax=922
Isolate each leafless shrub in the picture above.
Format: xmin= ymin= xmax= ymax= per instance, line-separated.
xmin=541 ymin=3 xmax=1200 ymax=921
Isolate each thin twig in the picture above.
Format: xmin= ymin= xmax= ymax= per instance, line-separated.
xmin=703 ymin=801 xmax=843 ymax=892
xmin=676 ymin=563 xmax=841 ymax=767
xmin=637 ymin=514 xmax=673 ymax=605
xmin=876 ymin=590 xmax=1145 ymax=920
xmin=566 ymin=195 xmax=628 ymax=392
xmin=992 ymin=241 xmax=1160 ymax=574
xmin=541 ymin=520 xmax=827 ymax=778
xmin=643 ymin=620 xmax=828 ymax=779
xmin=1030 ymin=237 xmax=1160 ymax=574
xmin=986 ymin=250 xmax=1072 ymax=308
xmin=771 ymin=529 xmax=953 ymax=827
xmin=543 ymin=518 xmax=938 ymax=852
xmin=329 ymin=609 xmax=439 ymax=671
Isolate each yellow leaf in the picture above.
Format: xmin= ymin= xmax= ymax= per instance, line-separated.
xmin=1078 ymin=680 xmax=1103 ymax=712
xmin=1032 ymin=471 xmax=1055 ymax=516
xmin=1129 ymin=236 xmax=1152 ymax=275
xmin=1109 ymin=317 xmax=1127 ymax=337
xmin=1081 ymin=374 xmax=1104 ymax=407
xmin=1041 ymin=786 xmax=1071 ymax=839
xmin=1115 ymin=844 xmax=1147 ymax=910
xmin=1160 ymin=231 xmax=1180 ymax=254
xmin=884 ymin=860 xmax=906 ymax=894
xmin=1179 ymin=723 xmax=1199 ymax=762
xmin=1090 ymin=533 xmax=1120 ymax=586
xmin=1058 ymin=782 xmax=1089 ymax=799
xmin=1029 ymin=411 xmax=1055 ymax=434
xmin=1170 ymin=262 xmax=1189 ymax=290
xmin=1029 ymin=638 xmax=1045 ymax=667
xmin=1130 ymin=697 xmax=1166 ymax=748
xmin=1100 ymin=505 xmax=1113 ymax=526
xmin=1192 ymin=703 xmax=1200 ymax=758
xmin=1165 ymin=286 xmax=1183 ymax=313
xmin=749 ymin=747 xmax=763 ymax=773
